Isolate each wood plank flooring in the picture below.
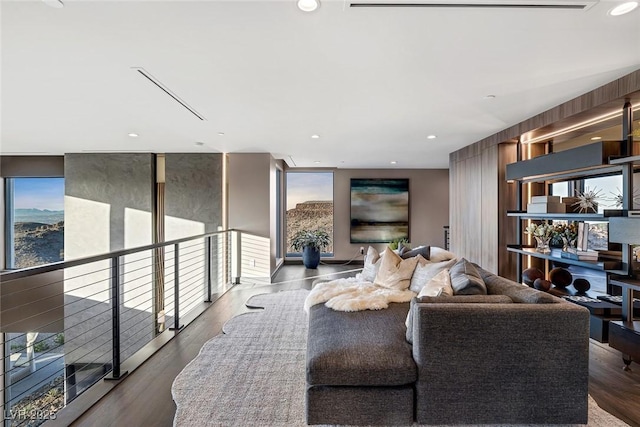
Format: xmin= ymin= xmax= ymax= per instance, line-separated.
xmin=59 ymin=264 xmax=640 ymax=427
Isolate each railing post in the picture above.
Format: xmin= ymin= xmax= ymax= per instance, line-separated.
xmin=105 ymin=256 xmax=128 ymax=381
xmin=205 ymin=237 xmax=212 ymax=303
xmin=170 ymin=244 xmax=183 ymax=331
xmin=231 ymin=231 xmax=241 ymax=284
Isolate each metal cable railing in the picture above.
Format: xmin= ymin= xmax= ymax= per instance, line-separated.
xmin=0 ymin=229 xmax=260 ymax=427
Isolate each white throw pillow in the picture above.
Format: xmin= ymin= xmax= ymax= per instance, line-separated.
xmin=429 ymin=246 xmax=457 ymax=263
xmin=409 ymin=257 xmax=457 ymax=293
xmin=417 ymin=268 xmax=454 ymax=298
xmin=360 ymin=246 xmax=383 ymax=282
xmin=374 ymin=248 xmax=419 ymax=291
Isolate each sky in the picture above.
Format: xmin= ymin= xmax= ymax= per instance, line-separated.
xmin=286 ymin=172 xmax=333 ymax=210
xmin=13 ymin=178 xmax=65 ymax=210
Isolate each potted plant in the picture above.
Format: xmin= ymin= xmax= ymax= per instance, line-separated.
xmin=290 ymin=229 xmax=331 ymax=269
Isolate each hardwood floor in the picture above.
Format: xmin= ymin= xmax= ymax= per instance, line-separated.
xmin=54 ymin=264 xmax=640 ymax=427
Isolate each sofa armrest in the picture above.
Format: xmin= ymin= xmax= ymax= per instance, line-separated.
xmin=411 ymin=302 xmax=590 ymax=425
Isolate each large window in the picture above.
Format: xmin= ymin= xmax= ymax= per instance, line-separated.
xmin=286 ymin=172 xmax=333 ymax=256
xmin=5 ymin=177 xmax=65 ymax=269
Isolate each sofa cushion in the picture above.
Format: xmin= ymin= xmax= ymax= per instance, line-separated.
xmin=374 ymin=248 xmax=418 ymax=290
xmin=405 ymin=294 xmax=513 ymax=343
xmin=477 ymin=266 xmax=559 ymax=304
xmin=409 ymin=257 xmax=456 ymax=293
xmin=449 ymin=258 xmax=487 ymax=295
xmin=307 ymin=302 xmax=416 ymax=387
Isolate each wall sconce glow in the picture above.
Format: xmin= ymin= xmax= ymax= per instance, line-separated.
xmin=609 ymin=1 xmax=638 ymax=15
xmin=311 ymin=134 xmax=320 ymax=139
xmin=427 ymin=135 xmax=437 ymax=139
xmin=297 ymin=0 xmax=320 ymax=12
xmin=128 ymin=133 xmax=139 ymax=138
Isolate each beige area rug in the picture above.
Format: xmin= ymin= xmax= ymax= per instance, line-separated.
xmin=171 ymin=289 xmax=628 ymax=427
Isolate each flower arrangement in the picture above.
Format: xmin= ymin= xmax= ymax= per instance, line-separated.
xmin=551 ymin=222 xmax=578 ymax=248
xmin=525 ymin=222 xmax=554 ymax=253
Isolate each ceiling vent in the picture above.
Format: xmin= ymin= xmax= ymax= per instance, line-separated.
xmin=349 ymin=0 xmax=598 ymax=9
xmin=132 ymin=67 xmax=206 ymax=121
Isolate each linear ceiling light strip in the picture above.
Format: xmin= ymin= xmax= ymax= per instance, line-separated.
xmin=350 ymin=3 xmax=586 ymax=7
xmin=133 ymin=68 xmax=206 ymax=121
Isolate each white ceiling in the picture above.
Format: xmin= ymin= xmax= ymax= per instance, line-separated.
xmin=1 ymin=0 xmax=639 ymax=168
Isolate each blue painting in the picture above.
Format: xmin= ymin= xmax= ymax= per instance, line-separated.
xmin=350 ymin=179 xmax=409 ymax=243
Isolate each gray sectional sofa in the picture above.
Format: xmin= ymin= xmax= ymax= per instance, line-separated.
xmin=306 ymin=265 xmax=590 ymax=425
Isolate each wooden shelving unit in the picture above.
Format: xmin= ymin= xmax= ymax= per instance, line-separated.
xmin=507 ymin=142 xmax=639 ymax=363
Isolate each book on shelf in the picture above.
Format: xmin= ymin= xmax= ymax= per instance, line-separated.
xmin=576 ymin=222 xmax=589 ymax=251
xmin=526 ymin=202 xmax=567 ymax=213
xmin=531 ymin=195 xmax=561 ymax=204
xmin=561 ymin=250 xmax=599 ymax=261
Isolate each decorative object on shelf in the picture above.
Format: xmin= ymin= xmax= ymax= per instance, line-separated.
xmin=533 ymin=278 xmax=551 ymax=292
xmin=551 ymin=222 xmax=578 ymax=250
xmin=572 ymin=186 xmax=602 ymax=213
xmin=549 ymin=267 xmax=573 ymax=288
xmin=572 ymin=278 xmax=591 ymax=293
xmin=290 ymin=229 xmax=331 ymax=269
xmin=522 ymin=267 xmax=544 ymax=287
xmin=525 ymin=223 xmax=554 ymax=253
xmin=604 ymin=187 xmax=640 ymax=208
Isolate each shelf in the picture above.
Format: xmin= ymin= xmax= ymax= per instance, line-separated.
xmin=506 ymin=141 xmax=623 ymax=182
xmin=608 ymin=154 xmax=640 ymax=166
xmin=507 ymin=211 xmax=606 ymax=221
xmin=506 ymin=245 xmax=622 ymax=271
xmin=609 ymin=277 xmax=640 ymax=292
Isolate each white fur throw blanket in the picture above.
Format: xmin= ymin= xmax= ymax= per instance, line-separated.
xmin=304 ymin=277 xmax=416 ymax=312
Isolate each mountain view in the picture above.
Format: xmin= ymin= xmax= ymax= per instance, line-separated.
xmin=13 ymin=210 xmax=64 ymax=269
xmin=286 ymin=201 xmax=333 ymax=254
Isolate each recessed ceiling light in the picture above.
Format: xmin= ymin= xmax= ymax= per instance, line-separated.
xmin=297 ymin=0 xmax=320 ymax=12
xmin=195 ymin=141 xmax=205 ymax=146
xmin=609 ymin=1 xmax=638 ymax=15
xmin=311 ymin=134 xmax=320 ymax=139
xmin=390 ymin=161 xmax=397 ymax=165
xmin=128 ymin=133 xmax=139 ymax=138
xmin=217 ymin=132 xmax=225 ymax=136
xmin=590 ymin=136 xmax=602 ymax=141
xmin=314 ymin=160 xmax=321 ymax=164
xmin=484 ymin=94 xmax=496 ymax=99
xmin=427 ymin=135 xmax=437 ymax=139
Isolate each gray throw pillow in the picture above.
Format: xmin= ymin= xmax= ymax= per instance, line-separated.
xmin=449 ymin=258 xmax=487 ymax=295
xmin=401 ymin=245 xmax=430 ymax=260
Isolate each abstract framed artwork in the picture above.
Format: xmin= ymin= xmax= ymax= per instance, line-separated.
xmin=350 ymin=178 xmax=409 ymax=243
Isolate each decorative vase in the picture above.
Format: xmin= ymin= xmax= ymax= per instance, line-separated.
xmin=561 ymin=236 xmax=577 ymax=253
xmin=302 ymin=246 xmax=321 ymax=269
xmin=534 ymin=236 xmax=551 ymax=254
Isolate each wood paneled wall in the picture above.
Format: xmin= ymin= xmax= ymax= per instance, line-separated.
xmin=450 ymin=68 xmax=640 ymax=279
xmin=450 ymin=143 xmax=516 ymax=279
